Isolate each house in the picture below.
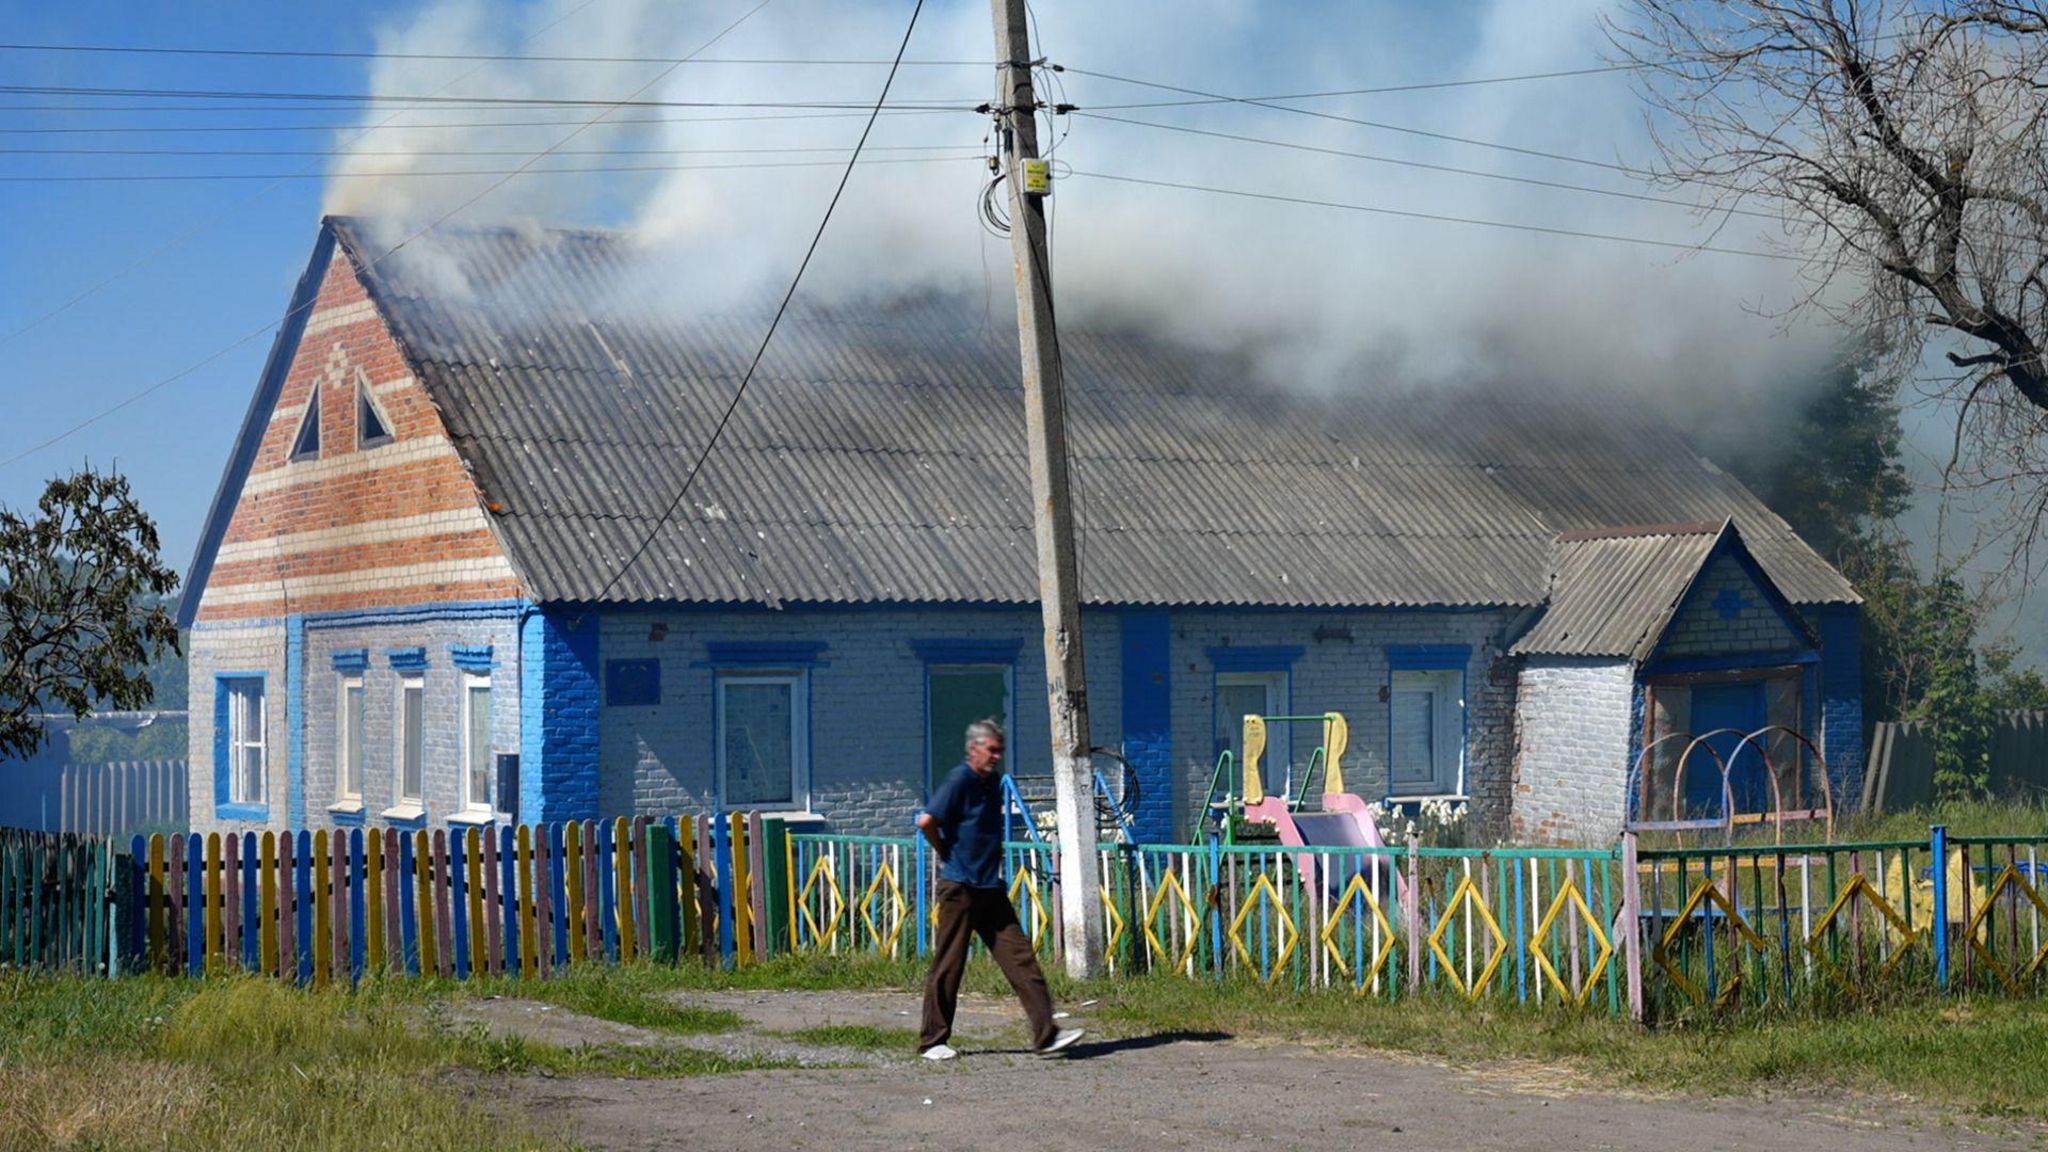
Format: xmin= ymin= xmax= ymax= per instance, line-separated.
xmin=180 ymin=216 xmax=1862 ymax=846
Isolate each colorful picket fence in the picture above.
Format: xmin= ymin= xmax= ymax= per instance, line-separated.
xmin=1 ymin=828 xmax=122 ymax=974
xmin=116 ymin=814 xmax=793 ymax=983
xmin=787 ymin=832 xmax=1639 ymax=1014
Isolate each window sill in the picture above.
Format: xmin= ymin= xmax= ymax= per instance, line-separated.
xmin=328 ymin=800 xmax=366 ymax=827
xmin=380 ymin=803 xmax=427 ymax=828
xmin=447 ymin=810 xmax=497 ymax=828
xmin=1382 ymin=793 xmax=1469 ymax=805
xmin=216 ymin=802 xmax=270 ymax=823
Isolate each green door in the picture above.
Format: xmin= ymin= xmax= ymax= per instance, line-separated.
xmin=927 ymin=666 xmax=1010 ymax=793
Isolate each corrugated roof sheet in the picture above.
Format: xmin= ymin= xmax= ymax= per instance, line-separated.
xmin=327 ymin=216 xmax=1859 ymax=610
xmin=1511 ymin=524 xmax=1723 ymax=659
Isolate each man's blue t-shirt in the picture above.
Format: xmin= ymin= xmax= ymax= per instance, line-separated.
xmin=925 ymin=763 xmax=1006 ymax=888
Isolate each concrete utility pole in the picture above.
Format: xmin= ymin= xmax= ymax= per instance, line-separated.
xmin=990 ymin=0 xmax=1103 ymax=980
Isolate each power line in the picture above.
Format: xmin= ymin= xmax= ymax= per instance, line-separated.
xmin=0 ymin=82 xmax=976 ymax=111
xmin=0 ymin=154 xmax=980 ymax=182
xmin=1065 ymin=168 xmax=1799 ymax=261
xmin=1061 ymin=67 xmax=1638 ymax=176
xmin=0 ymin=142 xmax=978 ymax=157
xmin=1075 ymin=110 xmax=1778 ymax=221
xmin=2 ymin=0 xmax=777 ymax=467
xmin=1064 ymin=61 xmax=1639 ymax=103
xmin=0 ymin=108 xmax=964 ymax=133
xmin=0 ymin=40 xmax=982 ymax=68
xmin=593 ymin=0 xmax=928 ymax=602
xmin=0 ymin=0 xmax=611 ymax=349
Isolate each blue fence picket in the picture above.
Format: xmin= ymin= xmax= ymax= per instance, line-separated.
xmin=348 ymin=830 xmax=366 ymax=981
xmin=292 ymin=830 xmax=312 ymax=984
xmin=399 ymin=831 xmax=420 ymax=976
xmin=714 ymin=814 xmax=735 ymax=966
xmin=550 ymin=822 xmax=569 ymax=968
xmin=451 ymin=829 xmax=471 ymax=980
xmin=498 ymin=825 xmax=519 ymax=975
xmin=598 ymin=819 xmax=618 ymax=963
xmin=183 ymin=833 xmax=203 ymax=977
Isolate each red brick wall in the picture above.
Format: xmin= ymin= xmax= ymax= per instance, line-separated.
xmin=196 ymin=248 xmax=526 ymax=622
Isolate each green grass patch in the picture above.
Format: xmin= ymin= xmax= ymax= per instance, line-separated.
xmin=769 ymin=1024 xmax=922 ymax=1051
xmin=451 ymin=963 xmax=745 ymax=1034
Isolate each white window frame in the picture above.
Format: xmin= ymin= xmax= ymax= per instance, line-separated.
xmin=460 ymin=671 xmax=494 ymax=815
xmin=337 ymin=674 xmax=364 ymax=805
xmin=715 ymin=670 xmax=809 ymax=811
xmin=226 ymin=678 xmax=267 ymax=806
xmin=1388 ymin=667 xmax=1465 ymax=798
xmin=1216 ymin=669 xmax=1290 ymax=787
xmin=356 ymin=368 xmax=394 ymax=449
xmin=396 ymin=673 xmax=425 ymax=806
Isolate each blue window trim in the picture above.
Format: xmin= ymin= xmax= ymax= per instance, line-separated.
xmin=449 ymin=644 xmax=495 ymax=673
xmin=1387 ymin=644 xmax=1470 ymax=671
xmin=328 ymin=805 xmax=367 ymax=828
xmin=606 ymin=658 xmax=663 ymax=706
xmin=699 ymin=641 xmax=829 ymax=668
xmin=332 ymin=648 xmax=369 ymax=673
xmin=911 ymin=638 xmax=1025 ymax=665
xmin=1205 ymin=645 xmax=1304 ymax=673
xmin=386 ymin=647 xmax=429 ymax=672
xmin=1384 ymin=646 xmax=1470 ymax=800
xmin=214 ymin=671 xmax=271 ymax=822
xmin=1211 ymin=666 xmax=1292 ymax=785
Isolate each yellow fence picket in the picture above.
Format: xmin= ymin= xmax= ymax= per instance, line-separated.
xmin=614 ymin=818 xmax=637 ymax=962
xmin=204 ymin=833 xmax=223 ymax=972
xmin=516 ymin=825 xmax=536 ymax=978
xmin=730 ymin=812 xmax=752 ymax=966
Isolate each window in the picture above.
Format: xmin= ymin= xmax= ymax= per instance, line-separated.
xmin=357 ymin=371 xmax=393 ymax=447
xmin=398 ymin=674 xmax=425 ymax=804
xmin=338 ymin=675 xmax=364 ymax=803
xmin=224 ymin=678 xmax=266 ymax=806
xmin=290 ymin=385 xmax=322 ymax=461
xmin=461 ymin=673 xmax=493 ymax=813
xmin=717 ymin=672 xmax=807 ymax=809
xmin=1215 ymin=670 xmax=1289 ymax=789
xmin=1389 ymin=668 xmax=1464 ymax=796
xmin=927 ymin=664 xmax=1010 ymax=787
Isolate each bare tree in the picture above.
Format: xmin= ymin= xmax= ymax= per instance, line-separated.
xmin=1609 ymin=1 xmax=2048 ymax=571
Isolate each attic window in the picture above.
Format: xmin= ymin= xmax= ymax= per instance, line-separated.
xmin=290 ymin=386 xmax=322 ymax=461
xmin=357 ymin=370 xmax=394 ymax=448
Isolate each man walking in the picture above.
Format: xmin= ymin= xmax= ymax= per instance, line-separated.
xmin=916 ymin=719 xmax=1083 ymax=1061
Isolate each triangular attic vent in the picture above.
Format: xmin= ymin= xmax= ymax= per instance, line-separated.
xmin=357 ymin=371 xmax=393 ymax=447
xmin=290 ymin=386 xmax=321 ymax=461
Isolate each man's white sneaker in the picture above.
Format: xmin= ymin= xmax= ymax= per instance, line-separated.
xmin=1037 ymin=1028 xmax=1084 ymax=1056
xmin=920 ymin=1043 xmax=959 ymax=1061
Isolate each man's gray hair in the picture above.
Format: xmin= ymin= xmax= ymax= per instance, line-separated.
xmin=964 ymin=718 xmax=1005 ymax=753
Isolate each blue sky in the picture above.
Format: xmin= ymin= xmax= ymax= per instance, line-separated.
xmin=0 ymin=0 xmax=2034 ymax=655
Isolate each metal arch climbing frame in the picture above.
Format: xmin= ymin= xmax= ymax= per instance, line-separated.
xmin=1628 ymin=724 xmax=1836 ymax=845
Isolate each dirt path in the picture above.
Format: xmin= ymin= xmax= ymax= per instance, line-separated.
xmin=456 ymin=990 xmax=2042 ymax=1152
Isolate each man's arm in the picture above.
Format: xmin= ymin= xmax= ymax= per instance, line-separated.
xmin=916 ymin=812 xmax=947 ymax=862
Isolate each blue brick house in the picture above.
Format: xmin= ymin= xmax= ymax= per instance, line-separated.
xmin=181 ymin=217 xmax=1863 ymax=846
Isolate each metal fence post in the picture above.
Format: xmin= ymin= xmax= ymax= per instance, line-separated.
xmin=1931 ymin=823 xmax=1950 ymax=989
xmin=1620 ymin=832 xmax=1644 ymax=1022
xmin=1207 ymin=827 xmax=1223 ymax=979
xmin=914 ymin=831 xmax=928 ymax=957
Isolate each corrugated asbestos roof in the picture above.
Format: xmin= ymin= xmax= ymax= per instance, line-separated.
xmin=1511 ymin=524 xmax=1722 ymax=659
xmin=326 ymin=216 xmax=1859 ymax=610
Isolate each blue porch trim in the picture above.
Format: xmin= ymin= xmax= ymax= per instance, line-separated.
xmin=1205 ymin=645 xmax=1303 ymax=672
xmin=287 ymin=616 xmax=306 ymax=830
xmin=1640 ymin=651 xmax=1820 ymax=677
xmin=303 ymin=599 xmax=527 ymax=630
xmin=1120 ymin=610 xmax=1174 ymax=844
xmin=910 ymin=638 xmax=1025 ymax=664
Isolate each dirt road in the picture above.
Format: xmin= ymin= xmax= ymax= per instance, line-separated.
xmin=457 ymin=991 xmax=2038 ymax=1152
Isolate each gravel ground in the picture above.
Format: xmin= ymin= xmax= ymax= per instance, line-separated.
xmin=450 ymin=989 xmax=2044 ymax=1152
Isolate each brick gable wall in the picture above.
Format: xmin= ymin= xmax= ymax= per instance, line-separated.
xmin=194 ymin=249 xmax=525 ymax=623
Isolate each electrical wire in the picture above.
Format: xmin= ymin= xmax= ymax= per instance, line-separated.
xmin=0 ymin=40 xmax=985 ymax=68
xmin=0 ymin=154 xmax=982 ymax=182
xmin=1065 ymin=168 xmax=1800 ymax=261
xmin=1074 ymin=110 xmax=1778 ymax=221
xmin=0 ymin=142 xmax=979 ymax=157
xmin=590 ymin=0 xmax=928 ymax=602
xmin=1065 ymin=63 xmax=1638 ymax=105
xmin=2 ymin=0 xmax=778 ymax=466
xmin=0 ymin=108 xmax=964 ymax=134
xmin=0 ymin=0 xmax=612 ymax=348
xmin=0 ymin=82 xmax=976 ymax=111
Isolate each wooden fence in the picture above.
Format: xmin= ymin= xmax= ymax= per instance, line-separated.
xmin=1864 ymin=711 xmax=2048 ymax=813
xmin=1 ymin=828 xmax=121 ymax=974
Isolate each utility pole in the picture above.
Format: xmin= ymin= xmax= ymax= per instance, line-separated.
xmin=990 ymin=0 xmax=1103 ymax=980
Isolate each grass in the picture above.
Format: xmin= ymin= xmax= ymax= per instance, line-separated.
xmin=0 ymin=970 xmax=781 ymax=1152
xmin=768 ymin=1024 xmax=923 ymax=1051
xmin=1639 ymin=798 xmax=2048 ymax=852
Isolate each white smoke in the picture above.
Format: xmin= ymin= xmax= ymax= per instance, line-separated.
xmin=325 ymin=0 xmax=1843 ymax=414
